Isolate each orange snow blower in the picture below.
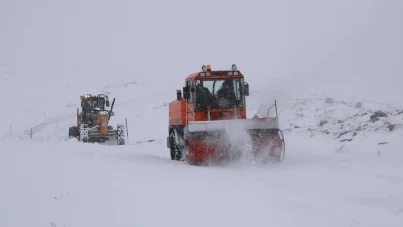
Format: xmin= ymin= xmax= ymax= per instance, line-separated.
xmin=167 ymin=64 xmax=285 ymax=165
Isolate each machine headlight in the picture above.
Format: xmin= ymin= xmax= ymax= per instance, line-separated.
xmin=231 ymin=64 xmax=237 ymax=71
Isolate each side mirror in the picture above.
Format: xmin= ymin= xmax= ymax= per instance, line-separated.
xmin=244 ymin=82 xmax=249 ymax=96
xmin=183 ymin=86 xmax=190 ymax=99
xmin=106 ymin=100 xmax=110 ymax=107
xmin=176 ymin=90 xmax=182 ymax=100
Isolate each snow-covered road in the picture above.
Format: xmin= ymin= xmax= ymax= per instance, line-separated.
xmin=2 ymin=0 xmax=403 ymax=226
xmin=1 ymin=123 xmax=402 ymax=227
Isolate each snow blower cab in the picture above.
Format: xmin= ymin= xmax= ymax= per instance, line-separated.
xmin=68 ymin=94 xmax=126 ymax=145
xmin=168 ymin=64 xmax=285 ymax=165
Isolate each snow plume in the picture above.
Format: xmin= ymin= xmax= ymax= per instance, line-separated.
xmin=254 ymin=102 xmax=279 ymax=119
xmin=223 ymin=121 xmax=255 ymax=165
xmin=203 ymin=119 xmax=281 ymax=167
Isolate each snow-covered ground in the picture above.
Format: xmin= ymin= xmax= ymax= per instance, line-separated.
xmin=1 ymin=82 xmax=403 ymax=227
xmin=2 ymin=0 xmax=403 ymax=226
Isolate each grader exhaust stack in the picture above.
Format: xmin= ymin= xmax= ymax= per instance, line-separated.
xmin=167 ymin=64 xmax=285 ymax=165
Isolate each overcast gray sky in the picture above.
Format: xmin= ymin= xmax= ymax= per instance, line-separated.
xmin=1 ymin=0 xmax=402 ymax=105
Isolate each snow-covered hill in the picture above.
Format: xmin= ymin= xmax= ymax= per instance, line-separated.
xmin=1 ymin=79 xmax=403 ymax=227
xmin=2 ymin=0 xmax=403 ymax=226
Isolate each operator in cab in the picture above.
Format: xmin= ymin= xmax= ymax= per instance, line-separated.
xmin=216 ymin=79 xmax=237 ymax=106
xmin=196 ymin=81 xmax=213 ymax=107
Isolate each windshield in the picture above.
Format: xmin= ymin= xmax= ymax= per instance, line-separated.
xmin=92 ymin=98 xmax=105 ymax=109
xmin=195 ymin=78 xmax=245 ymax=109
xmin=82 ymin=98 xmax=106 ymax=110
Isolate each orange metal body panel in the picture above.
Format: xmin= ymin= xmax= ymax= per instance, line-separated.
xmin=98 ymin=112 xmax=109 ymax=135
xmin=187 ymin=139 xmax=216 ymax=163
xmin=186 ymin=74 xmax=242 ymax=82
xmin=185 ymin=70 xmax=243 ymax=81
xmin=185 ymin=73 xmax=199 ymax=81
xmin=169 ymin=98 xmax=187 ymax=125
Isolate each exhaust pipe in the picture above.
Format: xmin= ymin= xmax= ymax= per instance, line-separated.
xmin=176 ymin=90 xmax=182 ymax=100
